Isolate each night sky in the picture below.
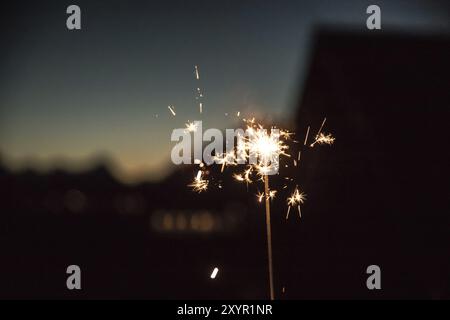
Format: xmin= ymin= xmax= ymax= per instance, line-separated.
xmin=1 ymin=0 xmax=448 ymax=183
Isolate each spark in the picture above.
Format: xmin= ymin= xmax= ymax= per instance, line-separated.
xmin=210 ymin=267 xmax=219 ymax=279
xmin=185 ymin=121 xmax=198 ymax=132
xmin=303 ymin=126 xmax=310 ymax=145
xmin=214 ymin=150 xmax=237 ymax=172
xmin=189 ymin=170 xmax=209 ymax=193
xmin=237 ymin=111 xmax=240 ymax=117
xmin=286 ymin=187 xmax=306 ymax=219
xmin=309 ymin=117 xmax=335 ymax=147
xmin=309 ymin=117 xmax=326 ymax=145
xmin=257 ymin=191 xmax=264 ymax=203
xmin=244 ymin=117 xmax=255 ymax=124
xmin=268 ymin=190 xmax=277 ymax=200
xmin=233 ymin=166 xmax=253 ymax=184
xmin=280 ymin=129 xmax=293 ymax=140
xmin=168 ymin=105 xmax=176 ymax=116
xmin=194 ymin=65 xmax=203 ymax=112
xmin=255 ymin=164 xmax=275 ymax=177
xmin=194 ymin=65 xmax=200 ymax=80
xmin=310 ymin=132 xmax=335 ymax=147
xmin=243 ymin=166 xmax=253 ymax=183
xmin=317 ymin=117 xmax=327 ymax=136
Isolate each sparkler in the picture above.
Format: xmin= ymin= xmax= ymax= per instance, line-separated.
xmin=180 ymin=65 xmax=334 ymax=299
xmin=194 ymin=65 xmax=200 ymax=80
xmin=249 ymin=122 xmax=287 ymax=300
xmin=185 ymin=117 xmax=334 ymax=299
xmin=216 ymin=119 xmax=290 ymax=300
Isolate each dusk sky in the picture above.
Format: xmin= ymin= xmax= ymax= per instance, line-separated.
xmin=1 ymin=0 xmax=448 ymax=183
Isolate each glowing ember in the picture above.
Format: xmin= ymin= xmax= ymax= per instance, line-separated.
xmin=256 ymin=191 xmax=264 ymax=203
xmin=210 ymin=267 xmax=219 ymax=279
xmin=194 ymin=65 xmax=200 ymax=80
xmin=178 ymin=67 xmax=336 ymax=300
xmin=286 ymin=187 xmax=306 ymax=219
xmin=168 ymin=105 xmax=176 ymax=116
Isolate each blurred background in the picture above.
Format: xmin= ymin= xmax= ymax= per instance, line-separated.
xmin=0 ymin=0 xmax=449 ymax=299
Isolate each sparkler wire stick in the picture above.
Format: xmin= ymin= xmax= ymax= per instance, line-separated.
xmin=264 ymin=174 xmax=275 ymax=301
